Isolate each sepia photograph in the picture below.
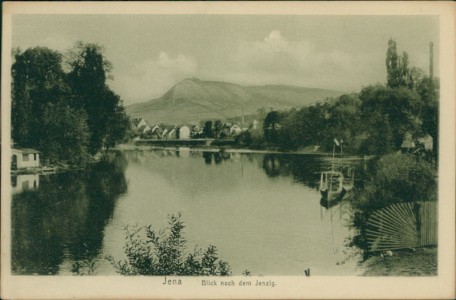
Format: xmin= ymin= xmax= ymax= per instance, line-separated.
xmin=1 ymin=2 xmax=455 ymax=299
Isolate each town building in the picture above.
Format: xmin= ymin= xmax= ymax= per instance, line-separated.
xmin=11 ymin=148 xmax=40 ymax=170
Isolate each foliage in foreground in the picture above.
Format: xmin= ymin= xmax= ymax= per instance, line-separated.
xmin=107 ymin=213 xmax=231 ymax=276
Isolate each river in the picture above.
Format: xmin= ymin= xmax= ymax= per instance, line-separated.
xmin=11 ymin=148 xmax=366 ymax=276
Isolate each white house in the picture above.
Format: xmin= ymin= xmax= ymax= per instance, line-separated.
xmin=230 ymin=124 xmax=242 ymax=136
xmin=11 ymin=148 xmax=40 ymax=170
xmin=11 ymin=174 xmax=40 ymax=195
xmin=178 ymin=126 xmax=191 ymax=139
xmin=417 ymin=135 xmax=433 ymax=151
xmin=137 ymin=118 xmax=148 ymax=128
xmin=168 ymin=128 xmax=177 ymax=139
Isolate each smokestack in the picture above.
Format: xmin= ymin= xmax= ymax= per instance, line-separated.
xmin=429 ymin=42 xmax=434 ymax=80
xmin=242 ymin=105 xmax=245 ymax=125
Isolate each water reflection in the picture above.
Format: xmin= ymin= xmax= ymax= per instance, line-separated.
xmin=12 ymin=149 xmax=364 ymax=275
xmin=11 ymin=151 xmax=127 ymax=275
xmin=262 ymin=154 xmax=329 ymax=189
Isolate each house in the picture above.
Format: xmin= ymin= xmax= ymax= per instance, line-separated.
xmin=178 ymin=126 xmax=191 ymax=139
xmin=251 ymin=119 xmax=259 ymax=130
xmin=136 ymin=118 xmax=148 ymax=129
xmin=417 ymin=135 xmax=433 ymax=151
xmin=230 ymin=124 xmax=242 ymax=136
xmin=162 ymin=125 xmax=177 ymax=139
xmin=11 ymin=174 xmax=39 ymax=195
xmin=131 ymin=118 xmax=142 ymax=128
xmin=400 ymin=132 xmax=415 ymax=151
xmin=147 ymin=124 xmax=162 ymax=139
xmin=401 ymin=133 xmax=434 ymax=154
xmin=168 ymin=128 xmax=177 ymax=139
xmin=11 ymin=148 xmax=40 ymax=170
xmin=138 ymin=124 xmax=152 ymax=134
xmin=191 ymin=125 xmax=203 ymax=138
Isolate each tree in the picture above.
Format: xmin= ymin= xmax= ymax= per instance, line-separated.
xmin=66 ymin=42 xmax=122 ymax=154
xmin=359 ymin=85 xmax=421 ymax=153
xmin=203 ymin=121 xmax=213 ymax=138
xmin=417 ymin=76 xmax=439 ymax=160
xmin=214 ymin=120 xmax=223 ymax=139
xmin=39 ymin=101 xmax=90 ymax=165
xmin=386 ymin=39 xmax=415 ymax=89
xmin=263 ymin=111 xmax=282 ymax=144
xmin=104 ymin=104 xmax=130 ymax=151
xmin=12 ymin=47 xmax=70 ymax=147
xmin=12 ymin=43 xmax=129 ymax=165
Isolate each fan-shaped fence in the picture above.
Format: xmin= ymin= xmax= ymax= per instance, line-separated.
xmin=366 ymin=201 xmax=437 ymax=252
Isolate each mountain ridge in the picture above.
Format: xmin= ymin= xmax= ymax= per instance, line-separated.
xmin=126 ymin=78 xmax=344 ymax=124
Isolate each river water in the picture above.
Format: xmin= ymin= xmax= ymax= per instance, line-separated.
xmin=11 ymin=149 xmax=365 ymax=276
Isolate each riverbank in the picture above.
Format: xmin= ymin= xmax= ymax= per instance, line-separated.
xmin=115 ymin=143 xmax=373 ymax=160
xmin=11 ymin=152 xmax=105 ymax=175
xmin=361 ymin=247 xmax=437 ymax=276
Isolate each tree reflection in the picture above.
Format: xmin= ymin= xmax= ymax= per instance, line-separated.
xmin=261 ymin=154 xmax=327 ymax=189
xmin=11 ymin=151 xmax=128 ymax=275
xmin=201 ymin=151 xmax=231 ymax=165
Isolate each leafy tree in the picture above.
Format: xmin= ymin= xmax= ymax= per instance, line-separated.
xmin=66 ymin=42 xmax=123 ymax=154
xmin=386 ymin=39 xmax=413 ymax=89
xmin=104 ymin=104 xmax=130 ymax=151
xmin=214 ymin=120 xmax=223 ymax=139
xmin=39 ymin=101 xmax=90 ymax=165
xmin=417 ymin=76 xmax=439 ymax=160
xmin=359 ymin=85 xmax=421 ymax=152
xmin=203 ymin=120 xmax=213 ymax=138
xmin=12 ymin=47 xmax=70 ymax=147
xmin=263 ymin=111 xmax=282 ymax=144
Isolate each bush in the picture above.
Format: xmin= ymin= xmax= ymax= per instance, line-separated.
xmin=107 ymin=213 xmax=231 ymax=276
xmin=354 ymin=154 xmax=436 ymax=211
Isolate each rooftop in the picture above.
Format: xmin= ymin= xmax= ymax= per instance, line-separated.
xmin=12 ymin=148 xmax=41 ymax=154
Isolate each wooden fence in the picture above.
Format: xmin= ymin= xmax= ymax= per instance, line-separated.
xmin=366 ymin=201 xmax=437 ymax=252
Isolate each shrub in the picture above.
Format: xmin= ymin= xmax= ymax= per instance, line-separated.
xmin=107 ymin=213 xmax=231 ymax=276
xmin=354 ymin=154 xmax=436 ymax=211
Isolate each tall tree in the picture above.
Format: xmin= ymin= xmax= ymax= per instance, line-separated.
xmin=263 ymin=111 xmax=282 ymax=144
xmin=12 ymin=47 xmax=70 ymax=147
xmin=40 ymin=102 xmax=90 ymax=164
xmin=66 ymin=42 xmax=117 ymax=154
xmin=203 ymin=121 xmax=213 ymax=138
xmin=386 ymin=39 xmax=414 ymax=89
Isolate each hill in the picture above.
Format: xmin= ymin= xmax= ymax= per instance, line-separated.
xmin=126 ymin=78 xmax=343 ymax=124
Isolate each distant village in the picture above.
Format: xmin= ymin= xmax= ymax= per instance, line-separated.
xmin=130 ymin=118 xmax=259 ymax=140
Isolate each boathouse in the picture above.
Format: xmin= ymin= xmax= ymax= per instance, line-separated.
xmin=11 ymin=148 xmax=40 ymax=170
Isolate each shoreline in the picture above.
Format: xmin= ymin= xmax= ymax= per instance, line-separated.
xmin=115 ymin=143 xmax=373 ymax=160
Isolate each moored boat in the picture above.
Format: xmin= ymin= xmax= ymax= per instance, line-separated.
xmin=319 ymin=138 xmax=355 ymax=202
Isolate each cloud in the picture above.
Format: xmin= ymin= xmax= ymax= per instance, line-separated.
xmin=222 ymin=30 xmax=378 ymax=91
xmin=109 ymin=51 xmax=197 ymax=105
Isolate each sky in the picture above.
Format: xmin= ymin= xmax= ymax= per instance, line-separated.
xmin=12 ymin=15 xmax=439 ymax=106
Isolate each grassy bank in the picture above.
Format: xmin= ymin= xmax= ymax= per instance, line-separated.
xmin=361 ymin=247 xmax=437 ymax=276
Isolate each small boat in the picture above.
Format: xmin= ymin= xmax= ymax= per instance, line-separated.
xmin=319 ymin=166 xmax=354 ymax=201
xmin=319 ymin=138 xmax=355 ymax=202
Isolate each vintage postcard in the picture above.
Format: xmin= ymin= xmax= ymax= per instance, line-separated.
xmin=1 ymin=1 xmax=455 ymax=299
